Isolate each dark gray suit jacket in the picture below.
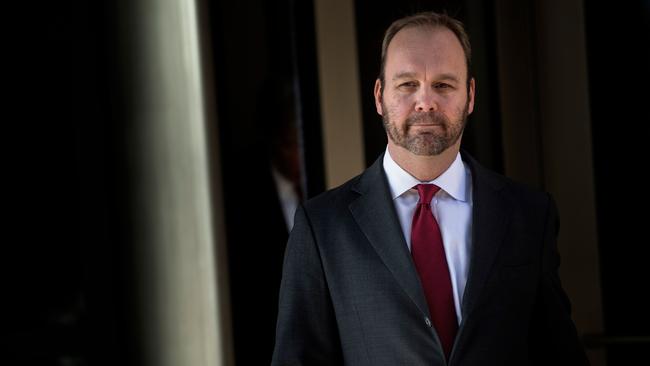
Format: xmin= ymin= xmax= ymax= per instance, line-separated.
xmin=271 ymin=152 xmax=589 ymax=365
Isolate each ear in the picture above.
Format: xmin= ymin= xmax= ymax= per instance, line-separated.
xmin=374 ymin=79 xmax=383 ymax=116
xmin=467 ymin=77 xmax=476 ymax=115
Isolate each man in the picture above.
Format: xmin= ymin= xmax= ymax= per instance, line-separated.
xmin=271 ymin=12 xmax=589 ymax=366
xmin=227 ymin=77 xmax=302 ymax=364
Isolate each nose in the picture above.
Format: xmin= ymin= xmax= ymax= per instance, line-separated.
xmin=415 ymin=88 xmax=438 ymax=112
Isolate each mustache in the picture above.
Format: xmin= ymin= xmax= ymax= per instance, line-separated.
xmin=405 ymin=111 xmax=448 ymax=126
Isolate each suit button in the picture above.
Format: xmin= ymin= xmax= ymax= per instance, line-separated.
xmin=425 ymin=317 xmax=432 ymax=327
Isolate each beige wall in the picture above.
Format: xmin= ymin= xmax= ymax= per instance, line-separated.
xmin=314 ymin=0 xmax=366 ymax=188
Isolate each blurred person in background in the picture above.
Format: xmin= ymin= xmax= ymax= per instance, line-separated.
xmin=226 ymin=76 xmax=302 ymax=365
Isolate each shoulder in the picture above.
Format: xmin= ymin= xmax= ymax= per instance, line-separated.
xmin=501 ymin=173 xmax=551 ymax=209
xmin=301 ymin=153 xmax=386 ymax=216
xmin=301 ymin=173 xmax=363 ymax=216
xmin=464 ymin=151 xmax=553 ymax=213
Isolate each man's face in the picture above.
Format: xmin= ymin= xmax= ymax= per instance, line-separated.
xmin=374 ymin=26 xmax=475 ymax=156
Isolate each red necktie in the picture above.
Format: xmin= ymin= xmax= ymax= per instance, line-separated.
xmin=411 ymin=184 xmax=458 ymax=359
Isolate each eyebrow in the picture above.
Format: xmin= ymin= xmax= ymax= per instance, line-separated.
xmin=392 ymin=72 xmax=418 ymax=81
xmin=392 ymin=72 xmax=460 ymax=83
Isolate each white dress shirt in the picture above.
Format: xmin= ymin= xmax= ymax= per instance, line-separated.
xmin=271 ymin=165 xmax=300 ymax=232
xmin=382 ymin=147 xmax=473 ymax=323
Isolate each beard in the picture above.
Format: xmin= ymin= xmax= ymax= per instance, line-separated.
xmin=382 ymin=98 xmax=469 ymax=156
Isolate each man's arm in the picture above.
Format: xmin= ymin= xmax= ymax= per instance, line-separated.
xmin=271 ymin=205 xmax=343 ymax=366
xmin=530 ymin=194 xmax=590 ymax=365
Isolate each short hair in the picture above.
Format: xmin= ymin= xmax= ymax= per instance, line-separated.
xmin=379 ymin=12 xmax=472 ymax=87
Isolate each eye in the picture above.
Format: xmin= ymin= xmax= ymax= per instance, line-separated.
xmin=398 ymin=81 xmax=418 ymax=89
xmin=435 ymin=83 xmax=452 ymax=89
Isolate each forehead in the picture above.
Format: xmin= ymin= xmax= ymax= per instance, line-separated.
xmin=385 ymin=26 xmax=467 ymax=80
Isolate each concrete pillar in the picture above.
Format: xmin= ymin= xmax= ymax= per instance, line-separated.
xmin=115 ymin=0 xmax=232 ymax=364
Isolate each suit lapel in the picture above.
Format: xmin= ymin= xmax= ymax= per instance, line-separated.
xmin=348 ymin=155 xmax=430 ymax=318
xmin=348 ymin=152 xmax=512 ymax=365
xmin=449 ymin=152 xmax=511 ymax=364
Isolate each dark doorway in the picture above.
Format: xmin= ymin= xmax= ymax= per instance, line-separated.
xmin=207 ymin=0 xmax=325 ymax=364
xmin=584 ymin=1 xmax=650 ymax=364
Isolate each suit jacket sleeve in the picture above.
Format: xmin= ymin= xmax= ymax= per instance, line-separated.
xmin=530 ymin=194 xmax=590 ymax=365
xmin=271 ymin=205 xmax=343 ymax=366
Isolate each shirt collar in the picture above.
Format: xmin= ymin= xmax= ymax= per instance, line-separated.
xmin=382 ymin=146 xmax=469 ymax=202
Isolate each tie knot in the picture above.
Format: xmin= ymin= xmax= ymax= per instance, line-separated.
xmin=415 ymin=184 xmax=440 ymax=204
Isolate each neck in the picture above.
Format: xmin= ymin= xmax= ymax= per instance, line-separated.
xmin=387 ymin=141 xmax=460 ymax=182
